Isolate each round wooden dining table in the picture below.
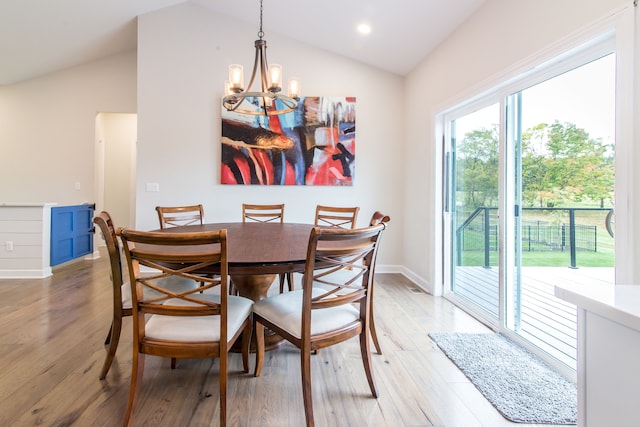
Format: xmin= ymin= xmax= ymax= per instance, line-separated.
xmin=155 ymin=222 xmax=315 ymax=301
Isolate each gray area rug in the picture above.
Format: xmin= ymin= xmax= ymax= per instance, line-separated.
xmin=429 ymin=332 xmax=577 ymax=424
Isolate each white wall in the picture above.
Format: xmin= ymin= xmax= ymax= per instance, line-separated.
xmin=0 ymin=51 xmax=136 ymax=205
xmin=136 ymin=3 xmax=405 ymax=269
xmin=403 ymin=0 xmax=635 ymax=294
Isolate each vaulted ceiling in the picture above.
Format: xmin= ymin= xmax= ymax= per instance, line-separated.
xmin=0 ymin=0 xmax=485 ymax=86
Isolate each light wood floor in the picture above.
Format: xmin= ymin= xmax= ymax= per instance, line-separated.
xmin=0 ymin=250 xmax=571 ymax=427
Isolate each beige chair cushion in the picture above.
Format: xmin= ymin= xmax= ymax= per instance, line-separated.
xmin=145 ymin=294 xmax=253 ymax=343
xmin=252 ymin=288 xmax=359 ymax=339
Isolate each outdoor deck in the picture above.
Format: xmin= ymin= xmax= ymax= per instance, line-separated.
xmin=453 ymin=266 xmax=614 ymax=367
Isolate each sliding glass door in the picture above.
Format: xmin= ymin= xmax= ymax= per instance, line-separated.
xmin=443 ymin=49 xmax=616 ymax=370
xmin=508 ymin=55 xmax=616 ymax=367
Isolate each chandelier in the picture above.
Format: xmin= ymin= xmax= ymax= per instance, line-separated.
xmin=222 ymin=0 xmax=300 ymax=116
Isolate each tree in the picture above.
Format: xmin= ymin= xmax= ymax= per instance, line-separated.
xmin=458 ymin=121 xmax=614 ymax=211
xmin=456 ymin=126 xmax=499 ymax=209
xmin=521 ymin=121 xmax=614 ymax=207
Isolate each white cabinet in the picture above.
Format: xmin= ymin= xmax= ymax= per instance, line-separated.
xmin=0 ymin=203 xmax=56 ymax=278
xmin=555 ymin=283 xmax=640 ymax=427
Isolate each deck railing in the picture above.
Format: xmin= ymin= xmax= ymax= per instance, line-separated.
xmin=456 ymin=207 xmax=613 ymax=268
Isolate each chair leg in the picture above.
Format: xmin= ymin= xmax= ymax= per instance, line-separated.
xmin=100 ymin=316 xmax=122 ymax=380
xmin=287 ymin=272 xmax=294 ymax=291
xmin=123 ymin=352 xmax=145 ymax=427
xmin=278 ymin=272 xmax=295 ymax=293
xmin=301 ymin=344 xmax=315 ymax=427
xmin=171 ymin=358 xmax=177 ymax=369
xmin=241 ymin=320 xmax=252 ymax=373
xmin=220 ymin=351 xmax=227 ymax=427
xmin=369 ymin=312 xmax=383 ymax=355
xmin=253 ymin=321 xmax=265 ymax=377
xmin=359 ymin=329 xmax=378 ymax=398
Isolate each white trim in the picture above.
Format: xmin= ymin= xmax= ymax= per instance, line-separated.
xmin=0 ymin=268 xmax=52 ymax=279
xmin=612 ymin=6 xmax=636 ymax=283
xmin=432 ymin=116 xmax=445 ymax=297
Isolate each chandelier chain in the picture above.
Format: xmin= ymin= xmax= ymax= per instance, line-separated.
xmin=258 ymin=0 xmax=264 ymax=39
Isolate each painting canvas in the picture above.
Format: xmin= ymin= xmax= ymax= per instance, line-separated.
xmin=221 ymin=96 xmax=356 ymax=186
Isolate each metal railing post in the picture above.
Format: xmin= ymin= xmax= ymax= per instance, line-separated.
xmin=569 ymin=209 xmax=577 ymax=268
xmin=456 ymin=228 xmax=462 ymax=266
xmin=484 ymin=208 xmax=491 ymax=268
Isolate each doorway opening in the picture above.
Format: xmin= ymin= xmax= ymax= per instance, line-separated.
xmin=95 ymin=113 xmax=137 ymax=230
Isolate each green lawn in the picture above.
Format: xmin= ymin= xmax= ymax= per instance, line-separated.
xmin=460 ymin=246 xmax=614 ymax=268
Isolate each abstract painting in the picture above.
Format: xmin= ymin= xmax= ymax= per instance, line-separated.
xmin=221 ymin=96 xmax=356 ymax=186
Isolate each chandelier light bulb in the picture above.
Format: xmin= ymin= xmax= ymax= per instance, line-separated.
xmin=288 ymin=78 xmax=300 ymax=100
xmin=224 ymin=80 xmax=233 ymax=96
xmin=268 ymin=64 xmax=282 ymax=92
xmin=228 ymin=64 xmax=244 ymax=91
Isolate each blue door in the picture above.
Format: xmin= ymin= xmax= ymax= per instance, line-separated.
xmin=50 ymin=204 xmax=95 ymax=266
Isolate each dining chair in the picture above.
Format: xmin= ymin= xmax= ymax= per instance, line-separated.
xmin=314 ymin=210 xmax=391 ymax=354
xmin=155 ymin=204 xmax=205 ymax=229
xmin=252 ymin=222 xmax=387 ymax=427
xmin=119 ymin=228 xmax=253 ymax=427
xmin=93 ymin=211 xmax=199 ymax=379
xmin=242 ymin=203 xmax=293 ymax=292
xmin=314 ymin=205 xmax=359 ymax=229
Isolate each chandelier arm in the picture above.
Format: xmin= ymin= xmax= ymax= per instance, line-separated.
xmin=258 ymin=43 xmax=270 ymax=93
xmin=222 ymin=92 xmax=297 ymax=116
xmin=245 ymin=41 xmax=262 ymax=94
xmin=258 ymin=42 xmax=272 ymax=115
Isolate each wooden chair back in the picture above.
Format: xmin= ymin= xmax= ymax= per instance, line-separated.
xmin=365 ymin=211 xmax=390 ymax=354
xmin=306 ymin=224 xmax=385 ymax=317
xmin=121 ymin=229 xmax=229 ymax=323
xmin=314 ymin=205 xmax=359 ymax=229
xmin=93 ymin=211 xmax=130 ymax=379
xmin=242 ymin=203 xmax=285 ymax=223
xmin=369 ymin=211 xmax=390 ymax=226
xmin=94 ymin=211 xmax=126 ymax=307
xmin=155 ymin=204 xmax=204 ymax=229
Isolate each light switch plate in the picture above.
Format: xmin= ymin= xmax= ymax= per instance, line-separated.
xmin=145 ymin=183 xmax=160 ymax=192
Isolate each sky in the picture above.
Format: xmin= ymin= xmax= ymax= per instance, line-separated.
xmin=454 ymin=53 xmax=616 ymax=145
xmin=521 ymin=54 xmax=615 ymax=143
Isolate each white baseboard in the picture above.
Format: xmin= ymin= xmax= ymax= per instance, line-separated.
xmin=375 ymin=264 xmax=435 ymax=296
xmin=0 ymin=268 xmax=52 ymax=279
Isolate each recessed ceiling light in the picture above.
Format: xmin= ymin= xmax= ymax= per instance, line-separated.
xmin=357 ymin=23 xmax=371 ymax=35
